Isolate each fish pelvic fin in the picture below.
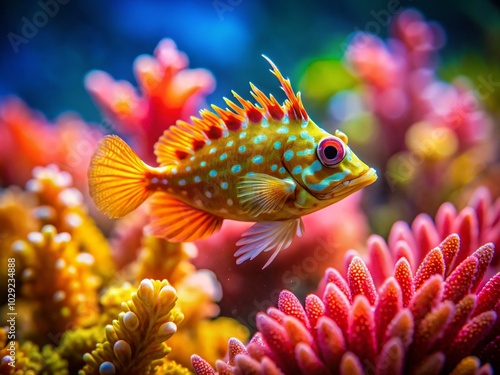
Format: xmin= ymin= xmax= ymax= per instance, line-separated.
xmin=88 ymin=135 xmax=157 ymax=218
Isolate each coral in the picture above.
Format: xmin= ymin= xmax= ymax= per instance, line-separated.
xmin=333 ymin=9 xmax=497 ymax=221
xmin=0 ymin=327 xmax=69 ymax=374
xmin=133 ymin=236 xmax=198 ymax=285
xmin=366 ymin=186 xmax=499 ymax=288
xmin=58 ymin=326 xmax=105 ymax=373
xmin=151 ymin=359 xmax=192 ymax=375
xmin=192 ymin=235 xmax=499 ymax=374
xmin=171 ymin=317 xmax=249 ymax=368
xmin=85 ymin=38 xmax=215 ymax=164
xmin=13 ymin=225 xmax=100 ymax=342
xmin=79 ymin=279 xmax=184 ymax=375
xmin=129 ymin=233 xmax=249 ymax=367
xmin=0 ymin=187 xmax=38 ymax=289
xmin=0 ymin=97 xmax=103 ymax=190
xmin=27 ymin=165 xmax=114 ymax=282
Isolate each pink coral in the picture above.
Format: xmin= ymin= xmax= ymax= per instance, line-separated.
xmin=366 ymin=186 xmax=499 ymax=288
xmin=85 ymin=38 xmax=215 ymax=164
xmin=343 ymin=9 xmax=495 ymax=217
xmin=191 ymin=187 xmax=500 ymax=374
xmin=192 ymin=234 xmax=499 ymax=374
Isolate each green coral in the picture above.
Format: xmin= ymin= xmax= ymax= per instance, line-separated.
xmin=79 ymin=279 xmax=184 ymax=375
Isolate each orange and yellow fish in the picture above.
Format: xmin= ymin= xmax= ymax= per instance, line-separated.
xmin=88 ymin=56 xmax=377 ymax=268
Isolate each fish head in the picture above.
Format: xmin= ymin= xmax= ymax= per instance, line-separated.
xmin=282 ymin=126 xmax=377 ymax=203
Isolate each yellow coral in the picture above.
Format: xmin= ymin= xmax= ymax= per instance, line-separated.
xmin=168 ymin=317 xmax=249 ymax=368
xmin=26 ymin=164 xmax=115 ymax=281
xmin=134 ymin=236 xmax=197 ymax=284
xmin=80 ymin=279 xmax=184 ymax=375
xmin=98 ymin=283 xmax=137 ymax=325
xmin=0 ymin=187 xmax=38 ymax=287
xmin=58 ymin=326 xmax=106 ymax=371
xmin=0 ymin=327 xmax=69 ymax=374
xmin=131 ymin=236 xmax=249 ymax=368
xmin=13 ymin=225 xmax=100 ymax=340
xmin=152 ymin=360 xmax=193 ymax=375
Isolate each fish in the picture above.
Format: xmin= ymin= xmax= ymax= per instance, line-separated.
xmin=88 ymin=56 xmax=377 ymax=268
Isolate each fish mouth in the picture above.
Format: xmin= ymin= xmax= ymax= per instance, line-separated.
xmin=316 ymin=167 xmax=378 ymax=200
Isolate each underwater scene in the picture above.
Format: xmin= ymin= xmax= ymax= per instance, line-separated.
xmin=1 ymin=0 xmax=500 ymax=374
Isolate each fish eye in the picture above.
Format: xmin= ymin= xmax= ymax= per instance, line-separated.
xmin=317 ymin=137 xmax=346 ymax=167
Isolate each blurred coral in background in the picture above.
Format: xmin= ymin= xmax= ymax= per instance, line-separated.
xmin=302 ymin=9 xmax=499 ymax=234
xmin=85 ymin=38 xmax=215 ymax=164
xmin=1 ymin=3 xmax=499 ymax=374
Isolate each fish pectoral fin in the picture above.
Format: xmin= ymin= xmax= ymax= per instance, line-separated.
xmin=237 ymin=173 xmax=296 ymax=216
xmin=146 ymin=192 xmax=223 ymax=242
xmin=235 ymin=218 xmax=304 ymax=269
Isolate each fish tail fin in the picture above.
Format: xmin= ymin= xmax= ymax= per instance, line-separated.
xmin=88 ymin=135 xmax=157 ymax=218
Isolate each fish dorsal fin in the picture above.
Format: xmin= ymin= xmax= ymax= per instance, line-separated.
xmin=262 ymin=55 xmax=309 ymax=122
xmin=147 ymin=192 xmax=223 ymax=242
xmin=154 ymin=56 xmax=308 ymax=166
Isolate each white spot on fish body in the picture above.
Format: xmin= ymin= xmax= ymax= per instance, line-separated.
xmin=205 ymin=191 xmax=212 ymax=198
xmin=209 ymin=147 xmax=217 ymax=154
xmin=227 ymin=198 xmax=234 ymax=206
